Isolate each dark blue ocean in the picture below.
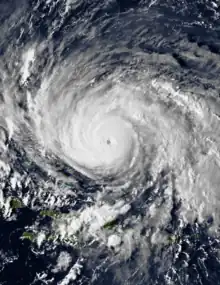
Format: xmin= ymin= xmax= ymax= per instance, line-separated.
xmin=0 ymin=1 xmax=220 ymax=285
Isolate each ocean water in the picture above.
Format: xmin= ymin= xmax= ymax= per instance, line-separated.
xmin=0 ymin=0 xmax=220 ymax=284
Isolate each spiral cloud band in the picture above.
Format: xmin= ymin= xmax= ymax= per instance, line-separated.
xmin=34 ymin=76 xmax=145 ymax=182
xmin=28 ymin=47 xmax=220 ymax=227
xmin=33 ymin=58 xmax=191 ymax=184
xmin=1 ymin=1 xmax=220 ymax=283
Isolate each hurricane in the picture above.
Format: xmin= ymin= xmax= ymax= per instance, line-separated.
xmin=0 ymin=1 xmax=220 ymax=285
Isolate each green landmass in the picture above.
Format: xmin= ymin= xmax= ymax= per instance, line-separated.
xmin=168 ymin=234 xmax=180 ymax=244
xmin=10 ymin=198 xmax=23 ymax=209
xmin=103 ymin=219 xmax=118 ymax=229
xmin=47 ymin=234 xmax=56 ymax=241
xmin=40 ymin=209 xmax=60 ymax=218
xmin=21 ymin=231 xmax=35 ymax=241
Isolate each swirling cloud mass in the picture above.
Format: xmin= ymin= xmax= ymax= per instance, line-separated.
xmin=1 ymin=1 xmax=220 ymax=283
xmin=27 ymin=43 xmax=220 ymax=237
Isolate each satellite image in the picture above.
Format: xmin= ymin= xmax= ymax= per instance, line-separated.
xmin=0 ymin=0 xmax=220 ymax=284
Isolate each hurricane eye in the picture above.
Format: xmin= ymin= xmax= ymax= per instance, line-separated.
xmin=3 ymin=1 xmax=220 ymax=285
